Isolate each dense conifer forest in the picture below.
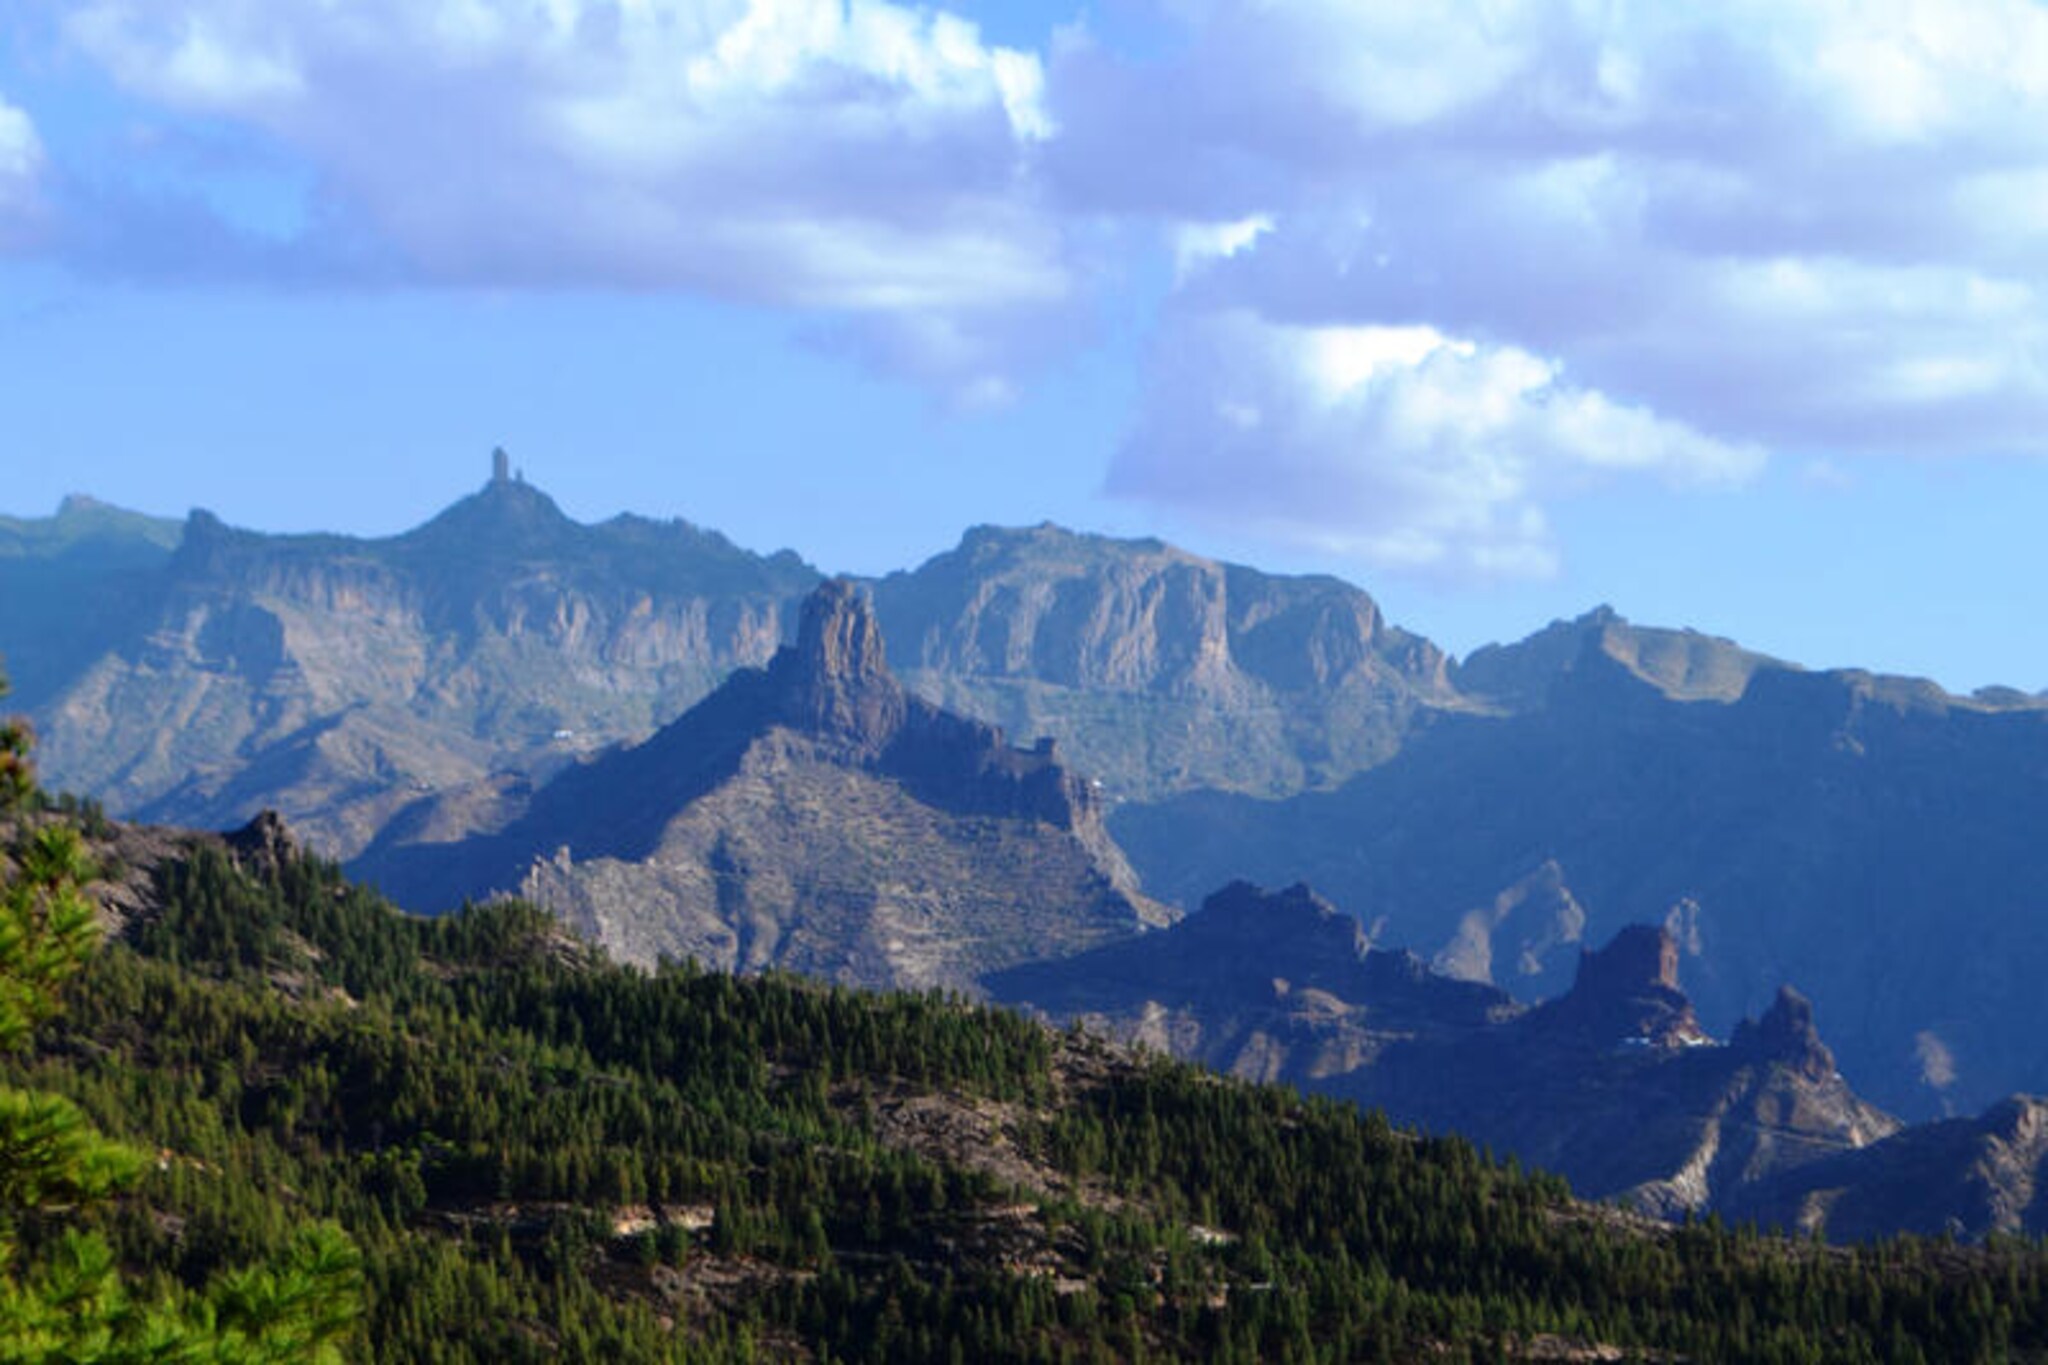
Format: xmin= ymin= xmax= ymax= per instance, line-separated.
xmin=4 ymin=714 xmax=2048 ymax=1359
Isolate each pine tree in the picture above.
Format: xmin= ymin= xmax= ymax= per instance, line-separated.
xmin=0 ymin=665 xmax=365 ymax=1361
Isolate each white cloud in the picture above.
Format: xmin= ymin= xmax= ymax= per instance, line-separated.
xmin=0 ymin=92 xmax=43 ymax=238
xmin=1108 ymin=310 xmax=1762 ymax=581
xmin=1171 ymin=214 xmax=1271 ymax=281
xmin=1054 ymin=0 xmax=2048 ymax=466
xmin=68 ymin=7 xmax=303 ymax=109
xmin=57 ymin=0 xmax=1066 ymax=394
xmin=0 ymin=97 xmax=37 ymax=183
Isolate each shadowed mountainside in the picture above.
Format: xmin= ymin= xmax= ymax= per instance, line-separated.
xmin=992 ymin=890 xmax=1899 ymax=1218
xmin=1338 ymin=926 xmax=1900 ymax=1218
xmin=1113 ymin=637 xmax=2048 ymax=1119
xmin=1725 ymin=1094 xmax=2048 ymax=1242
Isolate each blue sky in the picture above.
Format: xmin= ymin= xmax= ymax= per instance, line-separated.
xmin=2 ymin=1 xmax=2045 ymax=691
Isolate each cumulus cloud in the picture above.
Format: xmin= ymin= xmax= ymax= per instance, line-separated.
xmin=1108 ymin=309 xmax=1761 ymax=581
xmin=0 ymin=91 xmax=44 ymax=239
xmin=55 ymin=0 xmax=1068 ymax=393
xmin=1062 ymin=0 xmax=2048 ymax=569
xmin=1171 ymin=214 xmax=1271 ymax=281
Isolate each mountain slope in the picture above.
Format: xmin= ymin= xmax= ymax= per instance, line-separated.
xmin=986 ymin=881 xmax=1516 ymax=1085
xmin=29 ymin=469 xmax=819 ymax=857
xmin=1113 ymin=640 xmax=2048 ymax=1118
xmin=353 ymin=579 xmax=1169 ymax=991
xmin=1726 ymin=1095 xmax=2048 ymax=1242
xmin=0 ymin=495 xmax=182 ymax=708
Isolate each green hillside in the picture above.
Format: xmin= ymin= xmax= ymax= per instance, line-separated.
xmin=9 ymin=821 xmax=2048 ymax=1360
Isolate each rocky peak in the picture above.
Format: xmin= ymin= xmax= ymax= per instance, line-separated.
xmin=55 ymin=493 xmax=110 ymax=520
xmin=225 ymin=809 xmax=299 ymax=881
xmin=796 ymin=578 xmax=891 ymax=684
xmin=1548 ymin=925 xmax=1704 ymax=1048
xmin=401 ymin=469 xmax=577 ymax=561
xmin=771 ymin=579 xmax=908 ymax=751
xmin=459 ymin=477 xmax=570 ymax=530
xmin=1457 ymin=604 xmax=1781 ymax=709
xmin=1732 ymin=986 xmax=1836 ymax=1082
xmin=171 ymin=508 xmax=232 ymax=566
xmin=1580 ymin=923 xmax=1682 ymax=995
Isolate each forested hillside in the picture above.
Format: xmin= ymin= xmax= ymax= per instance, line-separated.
xmin=7 ymin=818 xmax=2048 ymax=1361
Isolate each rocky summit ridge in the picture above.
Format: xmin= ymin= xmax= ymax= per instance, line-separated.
xmin=352 ymin=579 xmax=1167 ymax=993
xmin=21 ymin=469 xmax=819 ymax=860
xmin=6 ymin=469 xmax=1465 ymax=858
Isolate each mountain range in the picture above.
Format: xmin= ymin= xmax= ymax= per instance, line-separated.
xmin=17 ymin=473 xmax=815 ymax=858
xmin=7 ymin=460 xmax=2048 ymax=1140
xmin=9 ymin=466 xmax=1460 ymax=861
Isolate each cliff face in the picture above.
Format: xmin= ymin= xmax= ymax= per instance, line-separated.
xmin=871 ymin=523 xmax=1458 ymax=802
xmin=29 ymin=479 xmax=819 ymax=858
xmin=352 ymin=580 xmax=1168 ymax=993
